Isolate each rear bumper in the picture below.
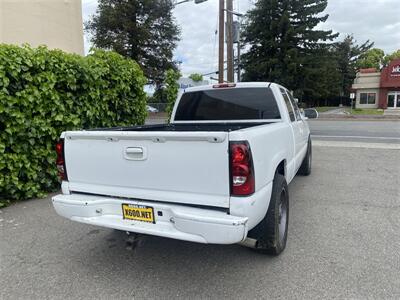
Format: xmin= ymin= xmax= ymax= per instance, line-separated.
xmin=52 ymin=194 xmax=248 ymax=244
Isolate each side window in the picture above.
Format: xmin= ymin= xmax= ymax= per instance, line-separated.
xmin=281 ymin=88 xmax=296 ymax=122
xmin=360 ymin=92 xmax=376 ymax=104
xmin=288 ymin=92 xmax=302 ymax=120
xmin=360 ymin=93 xmax=368 ymax=104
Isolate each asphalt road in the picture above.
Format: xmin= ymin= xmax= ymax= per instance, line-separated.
xmin=309 ymin=120 xmax=400 ymax=144
xmin=1 ymin=144 xmax=399 ymax=299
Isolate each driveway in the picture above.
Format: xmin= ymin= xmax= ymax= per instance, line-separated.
xmin=319 ymin=107 xmax=347 ymax=115
xmin=1 ymin=143 xmax=399 ymax=299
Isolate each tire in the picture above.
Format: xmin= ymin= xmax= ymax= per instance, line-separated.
xmin=298 ymin=137 xmax=312 ymax=176
xmin=249 ymin=173 xmax=289 ymax=255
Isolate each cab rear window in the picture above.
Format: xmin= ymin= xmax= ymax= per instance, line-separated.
xmin=174 ymin=87 xmax=281 ymax=121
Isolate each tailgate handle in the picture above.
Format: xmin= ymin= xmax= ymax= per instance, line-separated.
xmin=124 ymin=147 xmax=146 ymax=161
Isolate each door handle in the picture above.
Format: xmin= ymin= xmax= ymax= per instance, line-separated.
xmin=124 ymin=147 xmax=146 ymax=161
xmin=126 ymin=147 xmax=143 ymax=155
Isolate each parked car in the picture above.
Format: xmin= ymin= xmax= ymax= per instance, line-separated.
xmin=53 ymin=82 xmax=316 ymax=255
xmin=146 ymin=105 xmax=159 ymax=113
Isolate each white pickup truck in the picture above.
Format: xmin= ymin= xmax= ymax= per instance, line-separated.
xmin=52 ymin=82 xmax=316 ymax=255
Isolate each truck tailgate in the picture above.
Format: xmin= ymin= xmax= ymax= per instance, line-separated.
xmin=63 ymin=131 xmax=230 ymax=208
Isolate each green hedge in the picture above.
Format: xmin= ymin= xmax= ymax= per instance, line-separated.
xmin=0 ymin=45 xmax=147 ymax=204
xmin=165 ymin=69 xmax=181 ymax=120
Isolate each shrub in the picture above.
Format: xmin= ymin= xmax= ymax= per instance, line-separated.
xmin=0 ymin=45 xmax=147 ymax=203
xmin=189 ymin=73 xmax=203 ymax=82
xmin=165 ymin=69 xmax=181 ymax=120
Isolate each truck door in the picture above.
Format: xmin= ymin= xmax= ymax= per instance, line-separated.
xmin=280 ymin=88 xmax=303 ymax=172
xmin=288 ymin=92 xmax=309 ymax=147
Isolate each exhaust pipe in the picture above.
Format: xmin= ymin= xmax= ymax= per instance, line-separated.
xmin=238 ymin=237 xmax=258 ymax=248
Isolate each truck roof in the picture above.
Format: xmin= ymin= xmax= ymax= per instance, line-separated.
xmin=184 ymin=82 xmax=273 ymax=93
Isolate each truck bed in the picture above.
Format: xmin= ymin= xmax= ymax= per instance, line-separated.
xmin=90 ymin=122 xmax=271 ymax=132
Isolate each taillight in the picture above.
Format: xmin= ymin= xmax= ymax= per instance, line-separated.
xmin=56 ymin=139 xmax=68 ymax=181
xmin=230 ymin=141 xmax=255 ymax=196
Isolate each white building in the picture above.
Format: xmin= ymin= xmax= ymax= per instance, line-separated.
xmin=0 ymin=0 xmax=84 ymax=55
xmin=351 ymin=68 xmax=381 ymax=108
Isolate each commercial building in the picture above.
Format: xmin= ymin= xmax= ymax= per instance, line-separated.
xmin=0 ymin=0 xmax=84 ymax=55
xmin=352 ymin=59 xmax=400 ymax=110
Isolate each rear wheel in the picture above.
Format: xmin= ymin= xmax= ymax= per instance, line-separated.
xmin=298 ymin=137 xmax=312 ymax=176
xmin=249 ymin=173 xmax=289 ymax=255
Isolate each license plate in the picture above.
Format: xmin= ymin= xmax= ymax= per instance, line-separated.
xmin=122 ymin=204 xmax=155 ymax=223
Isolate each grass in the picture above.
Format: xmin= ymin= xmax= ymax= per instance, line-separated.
xmin=346 ymin=108 xmax=384 ymax=115
xmin=315 ymin=106 xmax=337 ymax=113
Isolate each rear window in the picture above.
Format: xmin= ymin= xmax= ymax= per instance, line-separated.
xmin=174 ymin=87 xmax=281 ymax=121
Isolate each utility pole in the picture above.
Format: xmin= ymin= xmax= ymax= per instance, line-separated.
xmin=226 ymin=0 xmax=234 ymax=82
xmin=218 ymin=0 xmax=225 ymax=83
xmin=237 ymin=42 xmax=241 ymax=82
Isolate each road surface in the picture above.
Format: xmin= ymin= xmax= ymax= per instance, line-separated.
xmin=1 ymin=118 xmax=399 ymax=298
xmin=1 ymin=144 xmax=399 ymax=299
xmin=309 ymin=120 xmax=400 ymax=144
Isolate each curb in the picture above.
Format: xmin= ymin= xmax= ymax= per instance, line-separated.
xmin=318 ymin=115 xmax=400 ymax=121
xmin=313 ymin=140 xmax=400 ymax=150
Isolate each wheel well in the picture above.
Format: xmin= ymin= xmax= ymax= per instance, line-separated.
xmin=276 ymin=160 xmax=286 ymax=177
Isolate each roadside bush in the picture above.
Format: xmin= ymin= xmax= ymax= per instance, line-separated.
xmin=0 ymin=45 xmax=147 ymax=203
xmin=165 ymin=69 xmax=181 ymax=120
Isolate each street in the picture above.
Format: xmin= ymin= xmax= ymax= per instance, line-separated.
xmin=309 ymin=120 xmax=400 ymax=144
xmin=1 ymin=120 xmax=400 ymax=299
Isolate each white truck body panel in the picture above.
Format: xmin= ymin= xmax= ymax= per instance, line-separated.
xmin=52 ymin=193 xmax=248 ymax=244
xmin=229 ymin=121 xmax=296 ymax=186
xmin=63 ymin=131 xmax=230 ymax=208
xmin=52 ymin=82 xmax=311 ymax=245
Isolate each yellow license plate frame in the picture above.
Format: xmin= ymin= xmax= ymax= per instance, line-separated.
xmin=122 ymin=204 xmax=155 ymax=223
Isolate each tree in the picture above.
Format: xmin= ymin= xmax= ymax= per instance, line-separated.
xmin=151 ymin=88 xmax=168 ymax=103
xmin=189 ymin=73 xmax=203 ymax=82
xmin=357 ymin=48 xmax=385 ymax=69
xmin=333 ymin=35 xmax=373 ymax=98
xmin=165 ymin=69 xmax=181 ymax=120
xmin=241 ymin=0 xmax=338 ymax=103
xmin=301 ymin=44 xmax=342 ymax=106
xmin=383 ymin=49 xmax=400 ymax=66
xmin=85 ymin=0 xmax=180 ymax=86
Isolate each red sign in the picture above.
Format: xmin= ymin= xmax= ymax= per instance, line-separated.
xmin=392 ymin=64 xmax=400 ymax=77
xmin=380 ymin=59 xmax=400 ymax=88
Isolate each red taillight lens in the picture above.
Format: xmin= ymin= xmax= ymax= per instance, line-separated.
xmin=230 ymin=141 xmax=255 ymax=196
xmin=56 ymin=139 xmax=68 ymax=181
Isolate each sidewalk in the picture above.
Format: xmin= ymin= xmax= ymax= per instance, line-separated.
xmin=319 ymin=107 xmax=347 ymax=115
xmin=318 ymin=107 xmax=399 ymax=120
xmin=318 ymin=114 xmax=400 ymax=120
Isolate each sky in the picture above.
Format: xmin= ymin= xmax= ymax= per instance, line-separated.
xmin=82 ymin=0 xmax=400 ymax=79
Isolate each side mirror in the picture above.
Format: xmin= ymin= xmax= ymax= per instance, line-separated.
xmin=303 ymin=108 xmax=318 ymax=119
